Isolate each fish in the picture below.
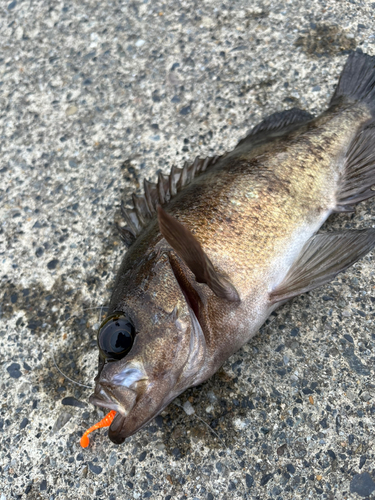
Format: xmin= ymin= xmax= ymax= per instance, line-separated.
xmin=89 ymin=51 xmax=375 ymax=444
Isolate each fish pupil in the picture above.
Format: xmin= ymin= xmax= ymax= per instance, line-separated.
xmin=112 ymin=329 xmax=131 ymax=352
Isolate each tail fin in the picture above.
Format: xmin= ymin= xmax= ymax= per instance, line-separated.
xmin=331 ymin=51 xmax=375 ymax=112
xmin=337 ymin=123 xmax=375 ymax=208
xmin=332 ymin=52 xmax=375 ymax=209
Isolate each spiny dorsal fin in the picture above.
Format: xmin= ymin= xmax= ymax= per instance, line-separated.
xmin=157 ymin=206 xmax=240 ymax=302
xmin=236 ymin=108 xmax=314 ymax=148
xmin=116 ymin=222 xmax=136 ymax=247
xmin=118 ymin=155 xmax=222 ymax=247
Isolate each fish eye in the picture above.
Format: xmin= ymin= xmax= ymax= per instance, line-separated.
xmin=98 ymin=313 xmax=135 ymax=361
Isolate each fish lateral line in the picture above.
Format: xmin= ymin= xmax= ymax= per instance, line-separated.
xmin=80 ymin=410 xmax=117 ymax=448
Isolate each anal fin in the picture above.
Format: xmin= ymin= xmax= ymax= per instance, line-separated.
xmin=270 ymin=230 xmax=375 ymax=304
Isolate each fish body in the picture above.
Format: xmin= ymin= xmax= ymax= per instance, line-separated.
xmin=90 ymin=51 xmax=375 ymax=444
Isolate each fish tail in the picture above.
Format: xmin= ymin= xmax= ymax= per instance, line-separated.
xmin=331 ymin=50 xmax=375 ymax=112
xmin=335 ymin=122 xmax=375 ymax=208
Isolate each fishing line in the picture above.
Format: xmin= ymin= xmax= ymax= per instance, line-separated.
xmin=51 ymin=305 xmax=107 ymax=390
xmin=51 ymin=348 xmax=93 ymax=389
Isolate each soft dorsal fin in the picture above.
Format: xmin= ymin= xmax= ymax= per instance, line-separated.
xmin=270 ymin=229 xmax=375 ymax=304
xmin=236 ymin=108 xmax=314 ymax=148
xmin=117 ymin=155 xmax=222 ymax=247
xmin=157 ymin=206 xmax=240 ymax=302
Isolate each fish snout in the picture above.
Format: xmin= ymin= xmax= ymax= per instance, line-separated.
xmin=89 ymin=361 xmax=147 ymax=416
xmin=90 ymin=363 xmax=181 ymax=443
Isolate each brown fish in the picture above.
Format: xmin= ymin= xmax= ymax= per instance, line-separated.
xmin=89 ymin=51 xmax=375 ymax=444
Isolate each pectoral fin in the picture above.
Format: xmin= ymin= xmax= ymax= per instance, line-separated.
xmin=270 ymin=230 xmax=375 ymax=304
xmin=157 ymin=206 xmax=240 ymax=302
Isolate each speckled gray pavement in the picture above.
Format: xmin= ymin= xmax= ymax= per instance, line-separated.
xmin=1 ymin=1 xmax=375 ymax=499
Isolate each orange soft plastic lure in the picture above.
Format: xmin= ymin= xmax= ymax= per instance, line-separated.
xmin=80 ymin=410 xmax=117 ymax=448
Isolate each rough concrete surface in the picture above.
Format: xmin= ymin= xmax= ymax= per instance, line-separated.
xmin=1 ymin=0 xmax=375 ymax=499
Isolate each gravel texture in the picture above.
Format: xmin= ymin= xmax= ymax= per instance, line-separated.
xmin=1 ymin=0 xmax=375 ymax=499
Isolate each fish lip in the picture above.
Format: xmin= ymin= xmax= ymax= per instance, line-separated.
xmin=89 ymin=385 xmax=126 ymax=415
xmin=107 ymin=390 xmax=185 ymax=443
xmin=108 ymin=413 xmax=127 ymax=443
xmin=89 ymin=387 xmax=155 ymax=443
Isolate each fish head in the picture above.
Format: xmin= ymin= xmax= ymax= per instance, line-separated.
xmin=89 ymin=251 xmax=207 ymax=444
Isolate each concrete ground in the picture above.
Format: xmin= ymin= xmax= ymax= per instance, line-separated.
xmin=1 ymin=0 xmax=375 ymax=499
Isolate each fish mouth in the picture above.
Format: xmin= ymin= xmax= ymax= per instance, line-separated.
xmin=89 ymin=385 xmax=134 ymax=444
xmin=89 ymin=360 xmax=153 ymax=443
xmin=89 ymin=383 xmax=160 ymax=444
xmin=89 ymin=384 xmax=129 ymax=416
